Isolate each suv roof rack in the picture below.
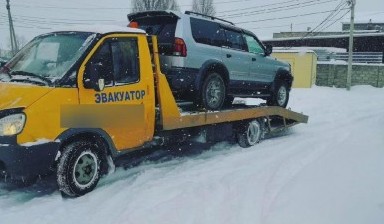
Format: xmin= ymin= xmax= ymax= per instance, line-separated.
xmin=185 ymin=11 xmax=234 ymax=25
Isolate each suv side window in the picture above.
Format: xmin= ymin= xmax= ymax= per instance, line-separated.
xmin=224 ymin=29 xmax=247 ymax=51
xmin=190 ymin=18 xmax=225 ymax=47
xmin=84 ymin=37 xmax=139 ymax=86
xmin=244 ymin=34 xmax=265 ymax=55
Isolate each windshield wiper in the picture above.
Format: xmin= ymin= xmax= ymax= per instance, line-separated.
xmin=10 ymin=70 xmax=52 ymax=85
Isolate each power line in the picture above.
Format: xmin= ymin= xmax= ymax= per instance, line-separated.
xmin=311 ymin=1 xmax=349 ymax=33
xmin=0 ymin=13 xmax=117 ymax=22
xmin=281 ymin=0 xmax=349 ymax=49
xmin=221 ymin=0 xmax=339 ymax=19
xmin=10 ymin=0 xmax=288 ymax=10
xmin=299 ymin=0 xmax=348 ymax=38
xmin=217 ymin=0 xmax=302 ymax=14
xmin=236 ymin=7 xmax=349 ymax=24
xmin=10 ymin=3 xmax=131 ymax=10
xmin=245 ymin=19 xmax=343 ymax=30
xmin=315 ymin=9 xmax=351 ymax=33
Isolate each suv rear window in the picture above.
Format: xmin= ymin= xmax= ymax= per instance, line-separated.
xmin=133 ymin=17 xmax=177 ymax=55
xmin=190 ymin=18 xmax=225 ymax=47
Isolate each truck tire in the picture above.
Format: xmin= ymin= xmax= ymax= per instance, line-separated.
xmin=57 ymin=140 xmax=103 ymax=197
xmin=237 ymin=120 xmax=262 ymax=148
xmin=267 ymin=81 xmax=289 ymax=108
xmin=200 ymin=72 xmax=226 ymax=110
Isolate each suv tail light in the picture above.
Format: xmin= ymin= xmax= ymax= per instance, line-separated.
xmin=173 ymin=38 xmax=187 ymax=57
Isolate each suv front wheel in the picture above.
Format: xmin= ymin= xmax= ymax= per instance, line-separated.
xmin=200 ymin=72 xmax=226 ymax=110
xmin=267 ymin=81 xmax=289 ymax=108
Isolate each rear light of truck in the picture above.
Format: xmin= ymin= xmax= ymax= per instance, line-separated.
xmin=173 ymin=38 xmax=187 ymax=57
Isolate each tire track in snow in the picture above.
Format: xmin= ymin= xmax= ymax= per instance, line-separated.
xmin=260 ymin=130 xmax=351 ymax=224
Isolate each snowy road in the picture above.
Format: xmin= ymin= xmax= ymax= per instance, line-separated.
xmin=1 ymin=86 xmax=384 ymax=224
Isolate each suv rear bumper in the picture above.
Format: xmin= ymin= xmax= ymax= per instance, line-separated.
xmin=0 ymin=139 xmax=59 ymax=180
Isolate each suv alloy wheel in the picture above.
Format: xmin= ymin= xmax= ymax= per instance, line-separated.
xmin=201 ymin=73 xmax=226 ymax=110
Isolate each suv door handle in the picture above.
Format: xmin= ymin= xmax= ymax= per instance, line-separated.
xmin=252 ymin=58 xmax=256 ymax=61
xmin=226 ymin=54 xmax=232 ymax=58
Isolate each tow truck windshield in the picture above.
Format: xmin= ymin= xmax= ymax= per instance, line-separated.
xmin=0 ymin=32 xmax=96 ymax=86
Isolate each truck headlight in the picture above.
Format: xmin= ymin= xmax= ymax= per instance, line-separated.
xmin=0 ymin=114 xmax=26 ymax=136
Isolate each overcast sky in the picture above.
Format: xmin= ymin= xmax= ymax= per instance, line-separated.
xmin=0 ymin=0 xmax=383 ymax=50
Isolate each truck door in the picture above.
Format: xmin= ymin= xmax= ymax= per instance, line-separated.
xmin=77 ymin=35 xmax=153 ymax=151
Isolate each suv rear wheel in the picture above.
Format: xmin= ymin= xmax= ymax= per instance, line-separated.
xmin=200 ymin=72 xmax=226 ymax=110
xmin=267 ymin=81 xmax=289 ymax=108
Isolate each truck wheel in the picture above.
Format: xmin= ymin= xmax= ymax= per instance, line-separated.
xmin=57 ymin=140 xmax=103 ymax=197
xmin=237 ymin=120 xmax=262 ymax=148
xmin=201 ymin=72 xmax=226 ymax=110
xmin=267 ymin=81 xmax=289 ymax=108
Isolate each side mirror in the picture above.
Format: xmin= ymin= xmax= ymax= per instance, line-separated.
xmin=83 ymin=63 xmax=105 ymax=92
xmin=265 ymin=44 xmax=273 ymax=56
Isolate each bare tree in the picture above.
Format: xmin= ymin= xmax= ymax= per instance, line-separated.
xmin=131 ymin=0 xmax=180 ymax=12
xmin=192 ymin=0 xmax=215 ymax=16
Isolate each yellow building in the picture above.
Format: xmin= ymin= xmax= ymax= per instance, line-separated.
xmin=272 ymin=50 xmax=317 ymax=88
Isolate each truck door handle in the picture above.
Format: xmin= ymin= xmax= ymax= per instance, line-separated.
xmin=226 ymin=54 xmax=232 ymax=58
xmin=252 ymin=58 xmax=256 ymax=61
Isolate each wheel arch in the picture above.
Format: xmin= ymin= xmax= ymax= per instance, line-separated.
xmin=274 ymin=68 xmax=293 ymax=91
xmin=195 ymin=60 xmax=230 ymax=93
xmin=56 ymin=128 xmax=117 ymax=159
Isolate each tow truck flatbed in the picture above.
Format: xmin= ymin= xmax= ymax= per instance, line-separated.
xmin=151 ymin=36 xmax=308 ymax=132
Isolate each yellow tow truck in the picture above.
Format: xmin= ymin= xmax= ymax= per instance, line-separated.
xmin=0 ymin=26 xmax=308 ymax=197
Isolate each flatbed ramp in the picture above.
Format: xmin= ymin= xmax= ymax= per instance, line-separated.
xmin=160 ymin=106 xmax=308 ymax=130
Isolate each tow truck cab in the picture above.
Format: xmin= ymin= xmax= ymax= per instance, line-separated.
xmin=0 ymin=26 xmax=157 ymax=182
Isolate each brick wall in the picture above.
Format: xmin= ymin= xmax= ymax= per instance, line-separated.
xmin=316 ymin=63 xmax=384 ymax=88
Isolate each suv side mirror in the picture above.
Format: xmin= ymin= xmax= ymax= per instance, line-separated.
xmin=265 ymin=44 xmax=273 ymax=56
xmin=83 ymin=63 xmax=105 ymax=92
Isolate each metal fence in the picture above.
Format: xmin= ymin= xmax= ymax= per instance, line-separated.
xmin=335 ymin=52 xmax=383 ymax=64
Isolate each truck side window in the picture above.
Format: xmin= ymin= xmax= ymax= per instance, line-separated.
xmin=244 ymin=34 xmax=265 ymax=55
xmin=111 ymin=38 xmax=139 ymax=85
xmin=84 ymin=43 xmax=114 ymax=86
xmin=84 ymin=37 xmax=139 ymax=87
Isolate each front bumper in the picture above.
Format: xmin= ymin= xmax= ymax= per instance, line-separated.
xmin=0 ymin=137 xmax=59 ymax=180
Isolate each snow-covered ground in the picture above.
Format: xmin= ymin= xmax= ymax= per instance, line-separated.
xmin=0 ymin=86 xmax=384 ymax=224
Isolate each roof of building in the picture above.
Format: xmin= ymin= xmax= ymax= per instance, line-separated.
xmin=265 ymin=32 xmax=384 ymax=42
xmin=342 ymin=12 xmax=384 ymax=24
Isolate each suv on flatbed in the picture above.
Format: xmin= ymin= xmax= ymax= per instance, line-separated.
xmin=128 ymin=10 xmax=293 ymax=110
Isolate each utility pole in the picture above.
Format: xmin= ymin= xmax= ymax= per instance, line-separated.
xmin=346 ymin=0 xmax=356 ymax=91
xmin=6 ymin=0 xmax=18 ymax=56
